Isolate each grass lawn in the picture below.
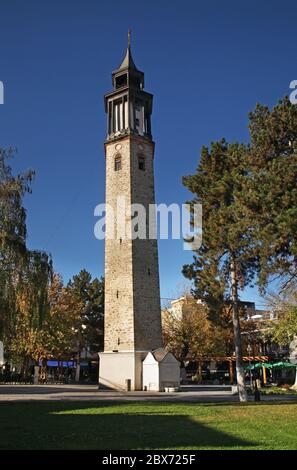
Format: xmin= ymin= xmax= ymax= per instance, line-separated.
xmin=0 ymin=401 xmax=297 ymax=450
xmin=260 ymin=386 xmax=297 ymax=395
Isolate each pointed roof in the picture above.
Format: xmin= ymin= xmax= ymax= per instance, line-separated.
xmin=115 ymin=30 xmax=138 ymax=72
xmin=151 ymin=348 xmax=169 ymax=362
xmin=117 ymin=46 xmax=137 ymax=71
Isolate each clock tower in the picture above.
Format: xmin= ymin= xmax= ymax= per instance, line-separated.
xmin=99 ymin=33 xmax=163 ymax=390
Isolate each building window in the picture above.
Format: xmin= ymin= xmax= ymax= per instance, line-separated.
xmin=114 ymin=155 xmax=121 ymax=171
xmin=116 ymin=290 xmax=119 ymax=298
xmin=113 ymin=100 xmax=123 ymax=132
xmin=148 ymin=268 xmax=151 ymax=276
xmin=115 ymin=73 xmax=127 ymax=89
xmin=138 ymin=155 xmax=145 ymax=171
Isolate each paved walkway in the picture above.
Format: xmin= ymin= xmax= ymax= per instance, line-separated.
xmin=0 ymin=384 xmax=296 ymax=403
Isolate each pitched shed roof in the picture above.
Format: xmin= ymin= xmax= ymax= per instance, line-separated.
xmin=151 ymin=348 xmax=169 ymax=362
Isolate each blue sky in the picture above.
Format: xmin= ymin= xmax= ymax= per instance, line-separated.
xmin=0 ymin=0 xmax=296 ymax=307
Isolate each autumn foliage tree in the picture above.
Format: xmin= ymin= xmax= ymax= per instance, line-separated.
xmin=9 ymin=251 xmax=52 ymax=373
xmin=39 ymin=274 xmax=85 ymax=362
xmin=1 ymin=149 xmax=104 ymax=376
xmin=0 ymin=148 xmax=34 ymax=350
xmin=162 ymin=296 xmax=233 ymax=372
xmin=0 ymin=148 xmax=52 ymax=371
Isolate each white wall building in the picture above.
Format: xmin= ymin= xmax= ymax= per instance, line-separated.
xmin=143 ymin=348 xmax=180 ymax=392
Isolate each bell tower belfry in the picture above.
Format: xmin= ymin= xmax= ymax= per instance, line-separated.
xmin=99 ymin=32 xmax=163 ymax=391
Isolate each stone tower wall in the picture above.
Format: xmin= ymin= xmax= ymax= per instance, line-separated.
xmin=104 ymin=135 xmax=162 ymax=353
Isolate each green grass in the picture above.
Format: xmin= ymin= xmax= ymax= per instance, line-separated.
xmin=0 ymin=401 xmax=297 ymax=450
xmin=260 ymin=386 xmax=297 ymax=395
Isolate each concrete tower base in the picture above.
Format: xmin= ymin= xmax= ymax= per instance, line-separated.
xmin=98 ymin=351 xmax=148 ymax=391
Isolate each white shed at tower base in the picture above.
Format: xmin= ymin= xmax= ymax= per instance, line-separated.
xmin=143 ymin=348 xmax=180 ymax=392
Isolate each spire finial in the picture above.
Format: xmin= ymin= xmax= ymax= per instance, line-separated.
xmin=115 ymin=29 xmax=138 ymax=71
xmin=128 ymin=29 xmax=131 ymax=48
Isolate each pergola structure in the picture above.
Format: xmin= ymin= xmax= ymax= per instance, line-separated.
xmin=186 ymin=355 xmax=269 ymax=384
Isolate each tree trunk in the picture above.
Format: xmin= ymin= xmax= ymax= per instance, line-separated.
xmin=291 ymin=367 xmax=297 ymax=391
xmin=75 ymin=348 xmax=80 ymax=383
xmin=41 ymin=358 xmax=47 ymax=382
xmin=196 ymin=361 xmax=202 ymax=383
xmin=21 ymin=356 xmax=29 ymax=378
xmin=33 ymin=365 xmax=40 ymax=384
xmin=228 ymin=360 xmax=234 ymax=384
xmin=230 ymin=256 xmax=248 ymax=402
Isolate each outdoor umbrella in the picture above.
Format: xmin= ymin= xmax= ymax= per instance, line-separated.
xmin=244 ymin=362 xmax=273 ymax=370
xmin=271 ymin=362 xmax=296 ymax=368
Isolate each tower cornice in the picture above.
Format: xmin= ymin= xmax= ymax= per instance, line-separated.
xmin=104 ymin=133 xmax=155 ymax=157
xmin=104 ymin=88 xmax=153 ymax=113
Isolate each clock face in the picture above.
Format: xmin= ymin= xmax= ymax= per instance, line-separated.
xmin=138 ymin=144 xmax=144 ymax=151
xmin=115 ymin=143 xmax=122 ymax=151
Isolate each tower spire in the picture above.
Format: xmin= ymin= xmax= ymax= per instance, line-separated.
xmin=115 ymin=30 xmax=137 ymax=71
xmin=128 ymin=28 xmax=131 ymax=49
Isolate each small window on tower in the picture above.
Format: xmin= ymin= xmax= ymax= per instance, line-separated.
xmin=115 ymin=73 xmax=127 ymax=89
xmin=138 ymin=155 xmax=145 ymax=171
xmin=114 ymin=155 xmax=121 ymax=171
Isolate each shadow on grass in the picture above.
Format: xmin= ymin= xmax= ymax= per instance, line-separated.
xmin=0 ymin=401 xmax=256 ymax=450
